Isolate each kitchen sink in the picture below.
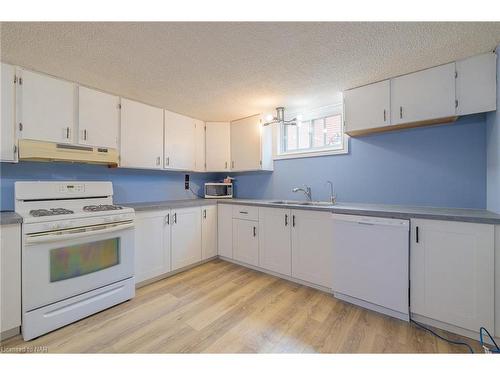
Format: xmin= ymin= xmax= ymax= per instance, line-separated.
xmin=269 ymin=200 xmax=334 ymax=207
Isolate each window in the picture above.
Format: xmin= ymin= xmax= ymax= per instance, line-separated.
xmin=278 ymin=109 xmax=347 ymax=159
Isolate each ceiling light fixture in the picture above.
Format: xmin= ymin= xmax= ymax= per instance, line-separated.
xmin=262 ymin=107 xmax=297 ymax=127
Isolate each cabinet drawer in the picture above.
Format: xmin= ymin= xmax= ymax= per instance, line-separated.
xmin=232 ymin=205 xmax=259 ymax=221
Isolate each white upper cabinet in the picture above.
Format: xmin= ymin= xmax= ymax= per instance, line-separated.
xmin=194 ymin=119 xmax=205 ymax=172
xmin=77 ymin=86 xmax=119 ymax=149
xmin=120 ymin=98 xmax=164 ymax=169
xmin=230 ymin=115 xmax=263 ymax=171
xmin=344 ymin=80 xmax=391 ymax=135
xmin=17 ymin=69 xmax=75 ymax=144
xmin=456 ymin=52 xmax=497 ymax=116
xmin=410 ymin=219 xmax=494 ymax=332
xmin=391 ymin=63 xmax=456 ymax=125
xmin=205 ymin=122 xmax=231 ymax=172
xmin=1 ymin=63 xmax=17 ymax=162
xmin=164 ymin=110 xmax=195 ymax=171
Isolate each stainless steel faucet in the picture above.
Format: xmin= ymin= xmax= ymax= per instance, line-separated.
xmin=326 ymin=180 xmax=336 ymax=205
xmin=292 ymin=185 xmax=312 ymax=201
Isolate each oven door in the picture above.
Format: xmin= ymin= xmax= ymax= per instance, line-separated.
xmin=23 ymin=220 xmax=135 ymax=312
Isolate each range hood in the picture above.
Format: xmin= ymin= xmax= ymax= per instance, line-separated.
xmin=18 ymin=139 xmax=119 ymax=167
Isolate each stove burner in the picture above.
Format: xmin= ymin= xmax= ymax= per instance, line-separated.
xmin=82 ymin=204 xmax=123 ymax=212
xmin=30 ymin=208 xmax=75 ymax=217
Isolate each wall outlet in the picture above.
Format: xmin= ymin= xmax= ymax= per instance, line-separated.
xmin=184 ymin=174 xmax=190 ymax=190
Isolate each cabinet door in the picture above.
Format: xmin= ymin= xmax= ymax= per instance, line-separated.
xmin=194 ymin=119 xmax=205 ymax=172
xmin=1 ymin=63 xmax=17 ymax=162
xmin=205 ymin=122 xmax=231 ymax=171
xmin=344 ymin=80 xmax=391 ymax=134
xmin=78 ymin=86 xmax=119 ymax=149
xmin=164 ymin=110 xmax=195 ymax=171
xmin=217 ymin=204 xmax=233 ymax=258
xmin=201 ymin=205 xmax=217 ymax=260
xmin=1 ymin=224 xmax=21 ymax=333
xmin=456 ymin=53 xmax=497 ymax=116
xmin=291 ymin=210 xmax=333 ymax=288
xmin=391 ymin=63 xmax=456 ymax=125
xmin=410 ymin=219 xmax=494 ymax=331
xmin=171 ymin=207 xmax=202 ymax=270
xmin=232 ymin=219 xmax=259 ymax=266
xmin=230 ymin=115 xmax=261 ymax=171
xmin=134 ymin=210 xmax=171 ymax=283
xmin=120 ymin=98 xmax=164 ymax=169
xmin=258 ymin=207 xmax=291 ymax=275
xmin=18 ymin=69 xmax=75 ymax=144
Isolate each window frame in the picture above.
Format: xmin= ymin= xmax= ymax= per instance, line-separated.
xmin=274 ymin=104 xmax=349 ymax=160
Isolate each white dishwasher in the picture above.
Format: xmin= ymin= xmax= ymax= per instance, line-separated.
xmin=331 ymin=214 xmax=410 ymax=321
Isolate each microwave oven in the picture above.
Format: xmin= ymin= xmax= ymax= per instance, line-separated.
xmin=204 ymin=183 xmax=233 ymax=198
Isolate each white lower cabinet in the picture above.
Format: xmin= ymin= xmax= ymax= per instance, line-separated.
xmin=171 ymin=207 xmax=202 ymax=270
xmin=291 ymin=210 xmax=333 ymax=288
xmin=201 ymin=205 xmax=217 ymax=260
xmin=217 ymin=204 xmax=233 ymax=258
xmin=134 ymin=210 xmax=171 ymax=284
xmin=410 ymin=219 xmax=494 ymax=332
xmin=258 ymin=207 xmax=291 ymax=276
xmin=1 ymin=223 xmax=21 ymax=338
xmin=232 ymin=218 xmax=259 ymax=266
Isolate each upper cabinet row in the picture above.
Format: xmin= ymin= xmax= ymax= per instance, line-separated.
xmin=344 ymin=53 xmax=497 ymax=136
xmin=1 ymin=64 xmax=272 ymax=172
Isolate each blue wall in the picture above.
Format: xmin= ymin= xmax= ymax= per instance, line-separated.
xmin=486 ymin=44 xmax=500 ymax=214
xmin=0 ymin=114 xmax=488 ymax=211
xmin=231 ymin=114 xmax=487 ymax=209
xmin=0 ymin=162 xmax=219 ymax=211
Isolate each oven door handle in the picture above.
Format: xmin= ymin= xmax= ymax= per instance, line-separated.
xmin=25 ymin=222 xmax=134 ymax=244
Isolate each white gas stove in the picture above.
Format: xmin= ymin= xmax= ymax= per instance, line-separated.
xmin=15 ymin=181 xmax=136 ymax=341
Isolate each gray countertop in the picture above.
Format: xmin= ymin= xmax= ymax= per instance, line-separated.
xmin=0 ymin=211 xmax=23 ymax=225
xmin=119 ymin=199 xmax=217 ymax=212
xmin=218 ymin=199 xmax=500 ymax=225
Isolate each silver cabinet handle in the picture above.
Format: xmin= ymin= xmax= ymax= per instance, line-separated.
xmin=166 ymin=157 xmax=170 ymax=166
xmin=292 ymin=215 xmax=296 ymax=227
xmin=156 ymin=156 xmax=161 ymax=165
xmin=253 ymin=226 xmax=256 ymax=237
xmin=203 ymin=209 xmax=206 ymax=219
xmin=231 ymin=161 xmax=235 ymax=168
xmin=239 ymin=211 xmax=248 ymax=214
xmin=83 ymin=129 xmax=88 ymax=140
xmin=65 ymin=127 xmax=70 ymax=139
xmin=399 ymin=106 xmax=403 ymax=119
xmin=165 ymin=213 xmax=170 ymax=225
xmin=383 ymin=109 xmax=386 ymax=122
xmin=285 ymin=214 xmax=288 ymax=226
xmin=225 ymin=161 xmax=228 ymax=169
xmin=173 ymin=213 xmax=177 ymax=224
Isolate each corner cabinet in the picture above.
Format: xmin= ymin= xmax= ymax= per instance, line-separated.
xmin=410 ymin=219 xmax=494 ymax=333
xmin=230 ymin=114 xmax=273 ymax=172
xmin=205 ymin=122 xmax=231 ymax=172
xmin=17 ymin=69 xmax=76 ymax=144
xmin=344 ymin=80 xmax=391 ymax=135
xmin=120 ymin=98 xmax=164 ymax=169
xmin=1 ymin=63 xmax=17 ymax=162
xmin=77 ymin=86 xmax=120 ymax=149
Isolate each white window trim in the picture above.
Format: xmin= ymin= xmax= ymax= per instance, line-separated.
xmin=273 ymin=103 xmax=348 ymax=160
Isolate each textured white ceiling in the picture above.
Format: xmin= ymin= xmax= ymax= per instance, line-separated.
xmin=1 ymin=22 xmax=500 ymax=121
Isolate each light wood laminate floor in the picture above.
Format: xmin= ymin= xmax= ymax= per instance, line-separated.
xmin=1 ymin=259 xmax=483 ymax=353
